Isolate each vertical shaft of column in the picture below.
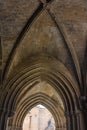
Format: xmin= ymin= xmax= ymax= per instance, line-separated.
xmin=65 ymin=112 xmax=71 ymax=130
xmin=78 ymin=111 xmax=86 ymax=130
xmin=0 ymin=110 xmax=8 ymax=130
xmin=70 ymin=110 xmax=86 ymax=130
xmin=66 ymin=111 xmax=77 ymax=130
xmin=72 ymin=112 xmax=77 ymax=130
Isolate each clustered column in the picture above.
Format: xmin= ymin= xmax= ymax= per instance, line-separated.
xmin=65 ymin=110 xmax=85 ymax=130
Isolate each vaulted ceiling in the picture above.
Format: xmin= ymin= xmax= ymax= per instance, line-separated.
xmin=0 ymin=1 xmax=87 ymax=129
xmin=0 ymin=0 xmax=87 ymax=84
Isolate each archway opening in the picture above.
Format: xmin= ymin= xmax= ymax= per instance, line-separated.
xmin=23 ymin=104 xmax=55 ymax=130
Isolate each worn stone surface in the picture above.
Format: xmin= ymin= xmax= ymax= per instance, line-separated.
xmin=0 ymin=1 xmax=87 ymax=130
xmin=0 ymin=0 xmax=39 ymax=69
xmin=0 ymin=0 xmax=86 ymax=82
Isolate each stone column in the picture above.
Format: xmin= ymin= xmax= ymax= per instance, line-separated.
xmin=65 ymin=111 xmax=71 ymax=130
xmin=64 ymin=110 xmax=86 ymax=130
xmin=65 ymin=111 xmax=79 ymax=130
xmin=0 ymin=108 xmax=8 ymax=130
xmin=0 ymin=107 xmax=15 ymax=130
xmin=70 ymin=109 xmax=86 ymax=130
xmin=71 ymin=111 xmax=78 ymax=130
xmin=77 ymin=111 xmax=86 ymax=130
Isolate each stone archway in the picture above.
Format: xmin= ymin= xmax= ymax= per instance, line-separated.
xmin=10 ymin=92 xmax=66 ymax=130
xmin=0 ymin=55 xmax=84 ymax=130
xmin=22 ymin=104 xmax=56 ymax=130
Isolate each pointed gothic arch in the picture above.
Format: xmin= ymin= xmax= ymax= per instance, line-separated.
xmin=0 ymin=55 xmax=83 ymax=130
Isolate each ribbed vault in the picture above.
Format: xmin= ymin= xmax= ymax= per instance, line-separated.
xmin=0 ymin=55 xmax=82 ymax=130
xmin=0 ymin=1 xmax=87 ymax=130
